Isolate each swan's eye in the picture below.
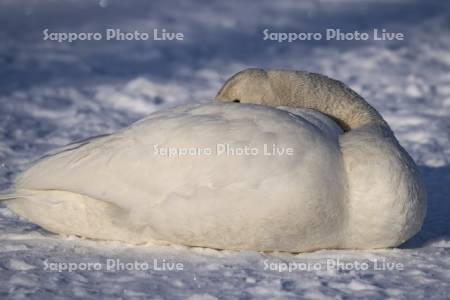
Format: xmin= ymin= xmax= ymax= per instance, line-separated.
xmin=233 ymin=99 xmax=240 ymax=103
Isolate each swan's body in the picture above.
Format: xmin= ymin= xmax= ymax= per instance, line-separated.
xmin=3 ymin=69 xmax=426 ymax=252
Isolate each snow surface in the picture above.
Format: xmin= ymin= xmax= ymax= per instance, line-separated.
xmin=1 ymin=0 xmax=449 ymax=298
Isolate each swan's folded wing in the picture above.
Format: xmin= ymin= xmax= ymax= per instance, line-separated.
xmin=10 ymin=106 xmax=255 ymax=213
xmin=12 ymin=103 xmax=345 ymax=216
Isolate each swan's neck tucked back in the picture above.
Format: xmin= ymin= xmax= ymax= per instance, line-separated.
xmin=268 ymin=71 xmax=389 ymax=132
xmin=216 ymin=69 xmax=390 ymax=133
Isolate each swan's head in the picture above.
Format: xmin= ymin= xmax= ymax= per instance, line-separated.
xmin=215 ymin=68 xmax=279 ymax=106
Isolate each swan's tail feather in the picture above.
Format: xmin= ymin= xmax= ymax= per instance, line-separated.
xmin=0 ymin=190 xmax=32 ymax=201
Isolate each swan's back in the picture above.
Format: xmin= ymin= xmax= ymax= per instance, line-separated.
xmin=9 ymin=103 xmax=346 ymax=251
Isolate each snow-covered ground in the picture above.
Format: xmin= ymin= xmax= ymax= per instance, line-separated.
xmin=1 ymin=0 xmax=449 ymax=298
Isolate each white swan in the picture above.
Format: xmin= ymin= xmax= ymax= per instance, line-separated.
xmin=2 ymin=69 xmax=426 ymax=252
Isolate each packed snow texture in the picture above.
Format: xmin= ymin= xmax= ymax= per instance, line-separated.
xmin=0 ymin=0 xmax=449 ymax=299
